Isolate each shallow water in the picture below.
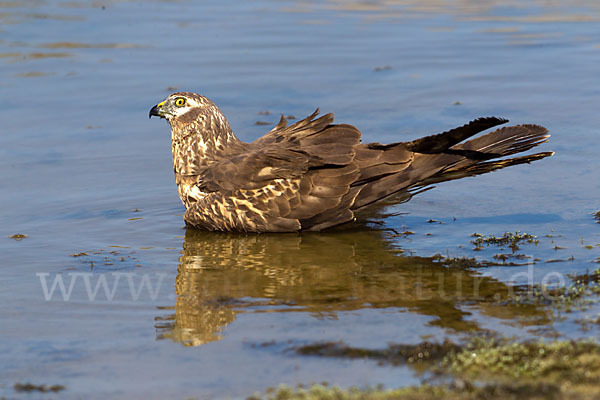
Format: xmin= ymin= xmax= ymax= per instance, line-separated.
xmin=1 ymin=0 xmax=600 ymax=398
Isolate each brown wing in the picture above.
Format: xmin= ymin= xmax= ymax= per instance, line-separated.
xmin=253 ymin=109 xmax=329 ymax=146
xmin=197 ymin=109 xmax=361 ymax=191
xmin=184 ymin=111 xmax=363 ymax=232
xmin=197 ymin=147 xmax=310 ymax=192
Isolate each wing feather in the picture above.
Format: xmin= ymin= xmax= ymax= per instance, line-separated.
xmin=185 ymin=111 xmax=362 ymax=231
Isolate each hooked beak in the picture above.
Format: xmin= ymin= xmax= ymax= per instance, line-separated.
xmin=149 ymin=101 xmax=165 ymax=119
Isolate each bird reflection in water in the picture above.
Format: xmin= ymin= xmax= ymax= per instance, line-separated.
xmin=155 ymin=228 xmax=550 ymax=346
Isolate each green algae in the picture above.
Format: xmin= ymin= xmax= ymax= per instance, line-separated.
xmin=250 ymin=338 xmax=600 ymax=400
xmin=437 ymin=338 xmax=600 ymax=399
xmin=437 ymin=255 xmax=531 ymax=268
xmin=441 ymin=337 xmax=600 ymax=380
xmin=247 ymin=384 xmax=454 ymax=400
xmin=509 ymin=268 xmax=600 ymax=311
xmin=247 ymin=381 xmax=572 ymax=400
xmin=471 ymin=232 xmax=538 ymax=252
xmin=247 ymin=382 xmax=568 ymax=400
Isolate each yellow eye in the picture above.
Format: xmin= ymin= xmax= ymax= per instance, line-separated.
xmin=175 ymin=97 xmax=186 ymax=107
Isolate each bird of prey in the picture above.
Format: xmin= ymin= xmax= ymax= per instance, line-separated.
xmin=149 ymin=92 xmax=553 ymax=233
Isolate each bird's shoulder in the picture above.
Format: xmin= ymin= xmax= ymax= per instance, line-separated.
xmin=196 ymin=110 xmax=363 ymax=192
xmin=253 ymin=109 xmax=361 ymax=151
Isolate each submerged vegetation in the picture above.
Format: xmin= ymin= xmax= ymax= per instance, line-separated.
xmin=471 ymin=232 xmax=538 ymax=252
xmin=248 ymin=385 xmax=477 ymax=400
xmin=13 ymin=382 xmax=65 ymax=393
xmin=511 ymin=267 xmax=600 ymax=312
xmin=442 ymin=337 xmax=600 ymax=382
xmin=250 ymin=338 xmax=600 ymax=400
xmin=294 ymin=340 xmax=460 ymax=366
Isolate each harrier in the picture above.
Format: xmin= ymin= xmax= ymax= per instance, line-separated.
xmin=149 ymin=92 xmax=552 ymax=232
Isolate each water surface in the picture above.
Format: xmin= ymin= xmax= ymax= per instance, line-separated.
xmin=1 ymin=0 xmax=599 ymax=398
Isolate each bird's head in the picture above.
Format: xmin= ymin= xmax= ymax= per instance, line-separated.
xmin=149 ymin=92 xmax=211 ymax=123
xmin=149 ymin=91 xmax=236 ymax=149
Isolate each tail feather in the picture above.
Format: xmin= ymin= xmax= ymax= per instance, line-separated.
xmin=455 ymin=124 xmax=549 ymax=157
xmin=440 ymin=124 xmax=550 ymax=171
xmin=416 ymin=151 xmax=554 ymax=188
xmin=406 ymin=117 xmax=508 ymax=154
xmin=352 ymin=119 xmax=553 ymax=212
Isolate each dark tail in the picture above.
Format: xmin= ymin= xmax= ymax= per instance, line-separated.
xmin=405 ymin=117 xmax=509 ymax=154
xmin=352 ymin=119 xmax=553 ymax=211
xmin=415 ymin=151 xmax=554 ymax=188
xmin=425 ymin=123 xmax=552 ymax=173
